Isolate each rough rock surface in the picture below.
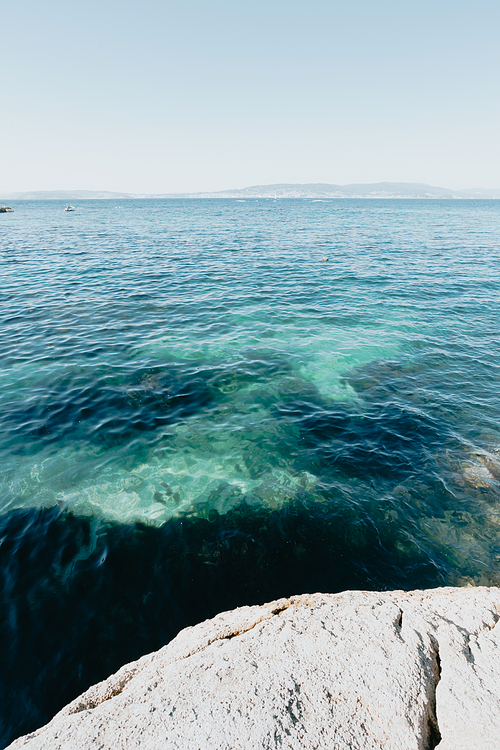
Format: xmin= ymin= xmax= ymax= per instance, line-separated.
xmin=8 ymin=587 xmax=500 ymax=750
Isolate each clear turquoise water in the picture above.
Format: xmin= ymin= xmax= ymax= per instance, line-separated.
xmin=2 ymin=198 xmax=500 ymax=744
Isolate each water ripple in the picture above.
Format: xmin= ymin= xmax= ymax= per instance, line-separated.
xmin=2 ymin=198 xmax=500 ymax=746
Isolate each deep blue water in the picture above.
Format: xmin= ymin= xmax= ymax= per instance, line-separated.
xmin=2 ymin=198 xmax=500 ymax=746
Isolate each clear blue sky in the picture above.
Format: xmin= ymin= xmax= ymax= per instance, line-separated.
xmin=1 ymin=0 xmax=499 ymax=192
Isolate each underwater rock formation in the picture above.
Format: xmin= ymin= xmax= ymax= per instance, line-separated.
xmin=8 ymin=587 xmax=500 ymax=750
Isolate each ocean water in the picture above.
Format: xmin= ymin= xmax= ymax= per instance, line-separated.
xmin=2 ymin=197 xmax=500 ymax=745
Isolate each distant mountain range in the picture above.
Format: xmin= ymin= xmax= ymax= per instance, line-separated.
xmin=2 ymin=183 xmax=500 ymax=200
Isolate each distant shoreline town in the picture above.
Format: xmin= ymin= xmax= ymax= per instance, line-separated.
xmin=1 ymin=182 xmax=500 ymax=201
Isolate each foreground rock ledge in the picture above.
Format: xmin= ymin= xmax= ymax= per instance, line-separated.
xmin=9 ymin=587 xmax=500 ymax=750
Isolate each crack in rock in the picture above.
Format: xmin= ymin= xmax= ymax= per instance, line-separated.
xmin=67 ymin=597 xmax=298 ymax=714
xmin=426 ymin=637 xmax=442 ymax=750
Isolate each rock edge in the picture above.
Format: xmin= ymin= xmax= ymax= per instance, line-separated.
xmin=8 ymin=587 xmax=500 ymax=750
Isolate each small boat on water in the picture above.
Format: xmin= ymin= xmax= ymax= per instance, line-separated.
xmin=64 ymin=204 xmax=75 ymax=212
xmin=0 ymin=206 xmax=13 ymax=213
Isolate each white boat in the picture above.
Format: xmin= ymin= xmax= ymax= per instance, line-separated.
xmin=64 ymin=204 xmax=75 ymax=212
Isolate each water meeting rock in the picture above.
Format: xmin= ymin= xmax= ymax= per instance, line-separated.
xmin=8 ymin=587 xmax=500 ymax=750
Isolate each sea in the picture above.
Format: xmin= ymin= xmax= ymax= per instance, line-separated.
xmin=1 ymin=197 xmax=500 ymax=746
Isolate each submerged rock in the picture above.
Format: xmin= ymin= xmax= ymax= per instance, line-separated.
xmin=8 ymin=587 xmax=500 ymax=750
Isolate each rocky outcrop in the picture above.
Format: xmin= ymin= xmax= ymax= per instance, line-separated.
xmin=8 ymin=587 xmax=500 ymax=750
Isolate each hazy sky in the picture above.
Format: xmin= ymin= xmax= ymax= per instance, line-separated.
xmin=1 ymin=0 xmax=499 ymax=192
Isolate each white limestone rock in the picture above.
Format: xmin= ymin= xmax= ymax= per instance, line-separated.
xmin=8 ymin=587 xmax=500 ymax=750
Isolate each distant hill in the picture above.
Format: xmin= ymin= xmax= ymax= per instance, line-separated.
xmin=0 ymin=190 xmax=136 ymax=200
xmin=190 ymin=183 xmax=500 ymax=199
xmin=2 ymin=183 xmax=500 ymax=200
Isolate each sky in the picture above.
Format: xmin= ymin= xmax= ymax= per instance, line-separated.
xmin=1 ymin=0 xmax=499 ymax=193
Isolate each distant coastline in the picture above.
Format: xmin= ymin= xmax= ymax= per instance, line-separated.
xmin=1 ymin=182 xmax=500 ymax=201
